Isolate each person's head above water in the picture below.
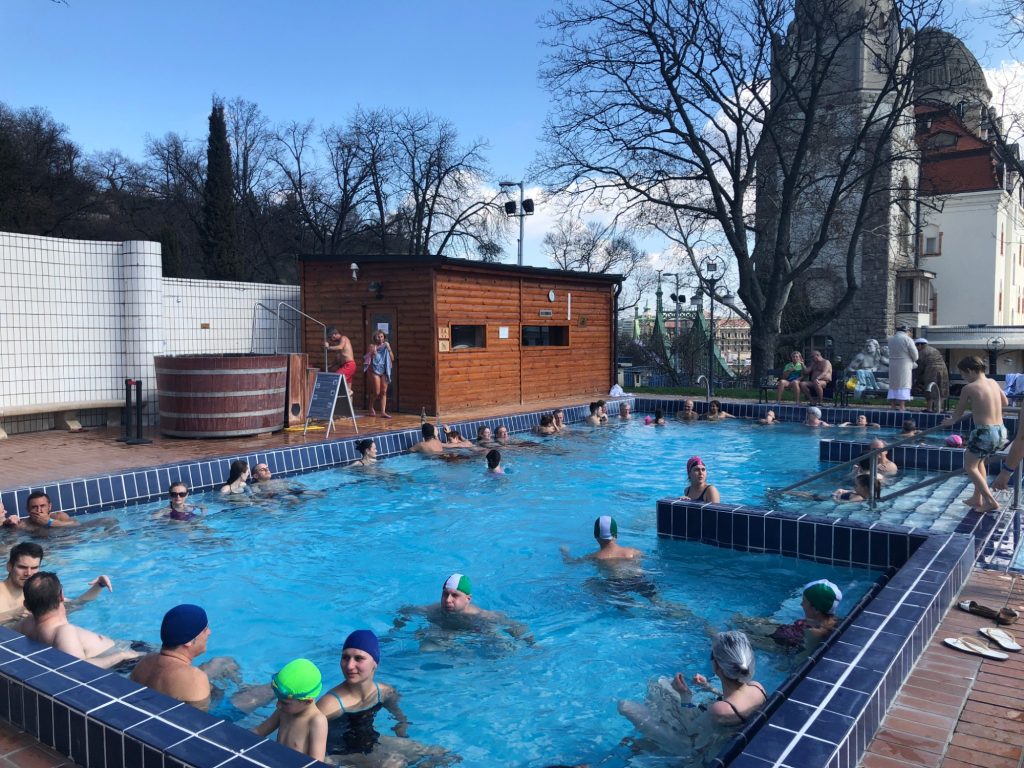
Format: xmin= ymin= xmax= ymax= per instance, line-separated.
xmin=356 ymin=438 xmax=375 ymax=457
xmin=710 ymin=631 xmax=755 ymax=684
xmin=589 ymin=402 xmax=601 ymax=415
xmin=441 ymin=573 xmax=473 ymax=612
xmin=593 ymin=515 xmax=618 ymax=541
xmin=161 ymin=603 xmax=209 ymax=648
xmin=687 ymin=456 xmax=706 ymax=476
xmin=421 ymin=422 xmax=436 ymax=439
xmin=806 ymin=406 xmax=822 ymax=420
xmin=802 ymin=579 xmax=843 ymax=616
xmin=272 ymin=658 xmax=323 ymax=701
xmin=343 ymin=629 xmax=380 ymax=666
xmin=486 ymin=449 xmax=501 ymax=470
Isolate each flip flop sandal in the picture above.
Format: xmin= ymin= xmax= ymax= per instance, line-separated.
xmin=997 ymin=607 xmax=1020 ymax=626
xmin=944 ymin=636 xmax=1009 ymax=660
xmin=959 ymin=600 xmax=1010 ymax=622
xmin=980 ymin=627 xmax=1023 ymax=651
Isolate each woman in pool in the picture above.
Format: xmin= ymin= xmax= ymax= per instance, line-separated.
xmin=617 ymin=631 xmax=766 ymax=757
xmin=365 ymin=330 xmax=395 ymax=418
xmin=839 ymin=414 xmax=879 ymax=428
xmin=219 ymin=460 xmax=250 ymax=494
xmin=758 ymin=409 xmax=778 ymax=425
xmin=318 ymin=630 xmax=451 ymax=765
xmin=702 ymin=400 xmax=734 ymax=421
xmin=680 ymin=456 xmax=720 ymax=503
xmin=803 ymin=406 xmax=829 ymax=427
xmin=354 ymin=439 xmax=377 ymax=467
xmin=832 ymin=471 xmax=882 ymax=503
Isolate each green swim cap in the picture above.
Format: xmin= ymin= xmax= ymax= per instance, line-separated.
xmin=444 ymin=573 xmax=472 ymax=595
xmin=272 ymin=658 xmax=323 ymax=701
xmin=803 ymin=580 xmax=842 ymax=615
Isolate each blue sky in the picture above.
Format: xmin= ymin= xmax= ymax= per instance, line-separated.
xmin=1 ymin=0 xmax=1018 ymax=274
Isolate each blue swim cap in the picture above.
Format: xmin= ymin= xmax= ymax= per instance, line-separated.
xmin=343 ymin=629 xmax=380 ymax=665
xmin=160 ymin=604 xmax=208 ymax=647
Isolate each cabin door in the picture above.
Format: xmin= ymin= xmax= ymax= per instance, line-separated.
xmin=367 ymin=310 xmax=398 ymax=412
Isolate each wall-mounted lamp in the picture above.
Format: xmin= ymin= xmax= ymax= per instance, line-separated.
xmin=369 ymin=281 xmax=384 ymax=300
xmin=350 ymin=262 xmax=359 ymax=281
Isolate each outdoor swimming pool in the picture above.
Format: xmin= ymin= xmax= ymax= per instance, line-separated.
xmin=29 ymin=419 xmax=888 ymax=767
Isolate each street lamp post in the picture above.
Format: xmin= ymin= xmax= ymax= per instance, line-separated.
xmin=499 ymin=181 xmax=534 ymax=266
xmin=663 ymin=272 xmax=684 ymax=374
xmin=696 ymin=259 xmax=735 ymax=398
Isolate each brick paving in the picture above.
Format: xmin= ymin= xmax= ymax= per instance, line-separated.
xmin=860 ymin=570 xmax=1024 ymax=768
xmin=0 ymin=722 xmax=71 ymax=768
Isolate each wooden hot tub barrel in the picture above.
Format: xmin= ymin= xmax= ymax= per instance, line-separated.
xmin=155 ymin=354 xmax=289 ymax=438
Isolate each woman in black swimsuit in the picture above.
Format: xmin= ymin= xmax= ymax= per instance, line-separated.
xmin=673 ymin=631 xmax=767 ymax=725
xmin=681 ymin=456 xmax=721 ymax=504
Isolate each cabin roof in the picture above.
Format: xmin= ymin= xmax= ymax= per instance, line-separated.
xmin=298 ymin=253 xmax=623 ymax=284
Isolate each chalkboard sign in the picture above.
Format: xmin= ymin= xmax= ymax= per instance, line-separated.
xmin=306 ymin=372 xmax=342 ymax=430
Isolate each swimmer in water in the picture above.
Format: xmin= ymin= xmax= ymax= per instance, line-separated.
xmin=618 ymin=631 xmax=766 ymax=758
xmin=354 ymin=439 xmax=377 ymax=467
xmin=485 ymin=449 xmax=504 ymax=474
xmin=167 ymin=482 xmax=202 ymax=522
xmin=393 ymin=574 xmax=533 ymax=646
xmin=220 ymin=460 xmax=250 ymax=495
xmin=317 ymin=630 xmax=451 ymax=765
xmin=737 ymin=579 xmax=842 ymax=655
xmin=254 ymin=658 xmax=328 ymax=761
xmin=533 ymin=414 xmax=557 ymax=436
xmin=680 ymin=456 xmax=721 ymax=504
xmin=552 ymin=408 xmax=569 ymax=431
xmin=758 ymin=410 xmax=778 ymax=425
xmin=838 ymin=414 xmax=879 ymax=428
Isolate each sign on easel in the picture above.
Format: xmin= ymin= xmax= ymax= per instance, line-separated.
xmin=305 ymin=372 xmax=344 ymax=437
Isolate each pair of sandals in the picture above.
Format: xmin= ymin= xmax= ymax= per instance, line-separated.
xmin=944 ymin=600 xmax=1023 ymax=660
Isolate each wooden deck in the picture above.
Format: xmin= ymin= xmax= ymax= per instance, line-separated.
xmin=860 ymin=570 xmax=1024 ymax=768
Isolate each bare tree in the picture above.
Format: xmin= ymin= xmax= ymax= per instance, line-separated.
xmin=542 ymin=216 xmax=655 ymax=310
xmin=538 ymin=0 xmax=951 ymax=376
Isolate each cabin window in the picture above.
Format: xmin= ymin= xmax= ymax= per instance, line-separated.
xmin=451 ymin=325 xmax=486 ymax=349
xmin=522 ymin=325 xmax=569 ymax=347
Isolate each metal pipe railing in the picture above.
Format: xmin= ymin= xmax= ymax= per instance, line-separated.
xmin=696 ymin=374 xmax=711 ymax=404
xmin=277 ymin=302 xmax=328 ymax=371
xmin=251 ymin=302 xmax=295 ymax=355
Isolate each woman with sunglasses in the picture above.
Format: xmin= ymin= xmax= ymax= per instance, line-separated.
xmin=167 ymin=482 xmax=200 ymax=522
xmin=681 ymin=456 xmax=720 ymax=504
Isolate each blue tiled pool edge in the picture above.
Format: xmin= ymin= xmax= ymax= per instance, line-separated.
xmin=657 ymin=499 xmax=974 ymax=768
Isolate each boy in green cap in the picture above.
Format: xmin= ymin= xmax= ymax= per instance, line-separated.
xmin=254 ymin=658 xmax=327 ymax=761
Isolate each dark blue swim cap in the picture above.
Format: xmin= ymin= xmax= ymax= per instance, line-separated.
xmin=343 ymin=629 xmax=380 ymax=665
xmin=161 ymin=604 xmax=208 ymax=647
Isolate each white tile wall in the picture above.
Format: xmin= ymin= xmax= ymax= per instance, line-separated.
xmin=0 ymin=232 xmax=300 ymax=435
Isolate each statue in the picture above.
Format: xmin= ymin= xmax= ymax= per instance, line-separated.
xmin=846 ymin=339 xmax=889 ymax=374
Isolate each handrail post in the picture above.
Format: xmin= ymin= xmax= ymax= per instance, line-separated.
xmin=1013 ymin=458 xmax=1022 ymax=557
xmin=868 ymin=453 xmax=878 ymax=509
xmin=277 ymin=302 xmax=329 ymax=371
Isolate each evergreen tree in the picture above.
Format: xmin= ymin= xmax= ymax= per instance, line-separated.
xmin=200 ymin=100 xmax=240 ymax=280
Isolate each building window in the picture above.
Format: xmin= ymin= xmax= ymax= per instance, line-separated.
xmin=896 ymin=276 xmax=931 ymax=314
xmin=522 ymin=326 xmax=569 ymax=347
xmin=451 ymin=325 xmax=485 ymax=349
xmin=923 ymin=234 xmax=941 ymax=255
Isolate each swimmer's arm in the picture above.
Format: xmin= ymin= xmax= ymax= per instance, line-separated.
xmin=50 ymin=513 xmax=78 ymax=527
xmin=89 ymin=648 xmax=143 ymax=670
xmin=381 ymin=686 xmax=409 ymax=738
xmin=559 ymin=546 xmax=589 ymax=565
xmin=392 ymin=604 xmax=426 ymax=629
xmin=308 ymin=714 xmax=328 ymax=761
xmin=68 ymin=575 xmax=113 ymax=609
xmin=500 ymin=617 xmax=535 ymax=646
xmin=692 ymin=673 xmax=721 ymax=697
xmin=253 ymin=710 xmax=281 ymax=738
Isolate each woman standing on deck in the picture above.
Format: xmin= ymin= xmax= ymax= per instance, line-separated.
xmin=365 ymin=331 xmax=395 ymax=418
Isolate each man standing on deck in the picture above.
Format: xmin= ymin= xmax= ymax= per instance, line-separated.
xmin=324 ymin=327 xmax=355 ymax=389
xmin=0 ymin=543 xmax=112 ymax=623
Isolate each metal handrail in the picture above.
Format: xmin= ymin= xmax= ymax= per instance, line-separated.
xmin=251 ymin=302 xmax=295 ymax=355
xmin=696 ymin=375 xmax=711 ymax=404
xmin=773 ymin=422 xmax=952 ymax=508
xmin=278 ymin=302 xmax=328 ymax=371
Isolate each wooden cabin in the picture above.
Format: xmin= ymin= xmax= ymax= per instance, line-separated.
xmin=299 ymin=255 xmax=622 ymax=416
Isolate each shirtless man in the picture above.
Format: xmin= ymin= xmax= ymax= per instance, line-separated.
xmin=24 ymin=492 xmax=77 ymax=528
xmin=942 ymin=356 xmax=1008 ymax=513
xmin=0 ymin=543 xmax=112 ymax=623
xmin=562 ymin=515 xmax=643 ymax=562
xmin=618 ymin=402 xmax=632 ymax=420
xmin=393 ymin=573 xmax=531 ymax=644
xmin=323 ymin=326 xmax=355 ymax=388
xmin=17 ymin=572 xmax=141 ymax=669
xmin=676 ymin=399 xmax=699 ymax=421
xmin=533 ymin=414 xmax=557 ymax=436
xmin=410 ymin=423 xmax=444 ymax=455
xmin=800 ymin=350 xmax=833 ymax=405
xmin=131 ymin=604 xmax=217 ymax=708
xmin=585 ymin=402 xmax=604 ymax=426
xmin=552 ymin=408 xmax=568 ymax=431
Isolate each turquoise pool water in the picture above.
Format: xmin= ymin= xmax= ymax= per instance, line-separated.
xmin=32 ymin=420 xmax=888 ymax=766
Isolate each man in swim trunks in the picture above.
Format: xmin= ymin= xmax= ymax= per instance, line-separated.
xmin=562 ymin=516 xmax=643 ymax=562
xmin=942 ymin=355 xmax=1008 ymax=513
xmin=0 ymin=543 xmax=113 ymax=623
xmin=324 ymin=327 xmax=356 ymax=388
xmin=17 ymin=572 xmax=142 ymax=669
xmin=23 ymin=492 xmax=77 ymax=528
xmin=676 ymin=399 xmax=699 ymax=421
xmin=800 ymin=350 xmax=833 ymax=405
xmin=131 ymin=603 xmax=236 ymax=709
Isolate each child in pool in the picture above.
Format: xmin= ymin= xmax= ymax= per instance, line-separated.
xmin=254 ymin=658 xmax=327 ymax=761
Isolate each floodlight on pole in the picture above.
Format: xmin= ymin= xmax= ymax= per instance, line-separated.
xmin=499 ymin=180 xmax=534 ymax=266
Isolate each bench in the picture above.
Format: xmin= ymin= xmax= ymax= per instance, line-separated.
xmin=0 ymin=399 xmax=129 ymax=440
xmin=760 ymin=369 xmax=840 ymax=405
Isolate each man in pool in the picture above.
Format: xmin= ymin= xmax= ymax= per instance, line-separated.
xmin=552 ymin=408 xmax=569 ymax=431
xmin=23 ymin=492 xmax=77 ymax=528
xmin=131 ymin=603 xmax=241 ymax=709
xmin=393 ymin=573 xmax=533 ymax=645
xmin=676 ymin=399 xmax=699 ymax=421
xmin=0 ymin=543 xmax=113 ymax=623
xmin=17 ymin=572 xmax=142 ymax=669
xmin=585 ymin=402 xmax=604 ymax=426
xmin=563 ymin=515 xmax=643 ymax=562
xmin=410 ymin=422 xmax=445 ymax=455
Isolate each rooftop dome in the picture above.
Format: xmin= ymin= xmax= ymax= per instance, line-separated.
xmin=914 ymin=28 xmax=992 ymax=107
